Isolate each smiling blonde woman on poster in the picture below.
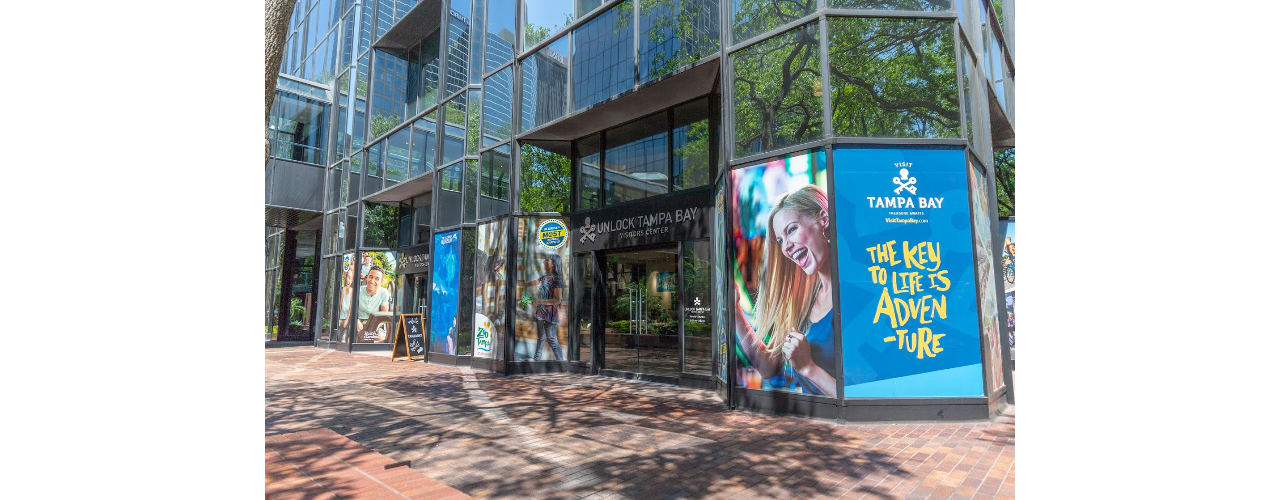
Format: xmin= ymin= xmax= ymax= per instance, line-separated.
xmin=733 ymin=185 xmax=838 ymax=397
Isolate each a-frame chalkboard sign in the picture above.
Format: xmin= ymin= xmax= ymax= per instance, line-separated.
xmin=392 ymin=314 xmax=426 ymax=361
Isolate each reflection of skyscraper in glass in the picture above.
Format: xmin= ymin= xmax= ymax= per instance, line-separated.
xmin=521 ymin=47 xmax=568 ymax=130
xmin=444 ymin=8 xmax=471 ymax=97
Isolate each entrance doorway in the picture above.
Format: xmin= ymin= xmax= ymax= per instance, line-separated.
xmin=601 ymin=246 xmax=681 ymax=378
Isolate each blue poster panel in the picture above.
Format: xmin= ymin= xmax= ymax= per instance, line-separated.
xmin=431 ymin=230 xmax=462 ymax=354
xmin=729 ymin=149 xmax=837 ymax=397
xmin=834 ymin=147 xmax=984 ymax=397
xmin=999 ymin=220 xmax=1014 ymax=361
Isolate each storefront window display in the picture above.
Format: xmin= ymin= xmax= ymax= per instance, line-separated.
xmin=729 ymin=149 xmax=837 ymax=397
xmin=999 ymin=220 xmax=1014 ymax=361
xmin=351 ymin=251 xmax=399 ymax=343
xmin=474 ymin=218 xmax=510 ymax=359
xmin=431 ymin=230 xmax=463 ymax=354
xmin=513 ymin=217 xmax=571 ymax=361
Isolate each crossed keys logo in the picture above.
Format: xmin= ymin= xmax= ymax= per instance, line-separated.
xmin=579 ymin=217 xmax=597 ymax=244
xmin=892 ymin=168 xmax=918 ymax=195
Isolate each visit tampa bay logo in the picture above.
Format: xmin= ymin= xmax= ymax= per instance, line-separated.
xmin=865 ymin=162 xmax=944 ymax=209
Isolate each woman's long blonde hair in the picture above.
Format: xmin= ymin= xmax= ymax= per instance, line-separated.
xmin=753 ymin=185 xmax=828 ymax=355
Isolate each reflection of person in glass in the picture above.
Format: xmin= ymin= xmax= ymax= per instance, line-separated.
xmin=733 ymin=185 xmax=837 ymax=397
xmin=357 ymin=265 xmax=392 ymax=339
xmin=522 ymin=254 xmax=564 ymax=361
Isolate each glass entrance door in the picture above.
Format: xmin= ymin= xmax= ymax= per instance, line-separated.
xmin=602 ymin=246 xmax=681 ymax=378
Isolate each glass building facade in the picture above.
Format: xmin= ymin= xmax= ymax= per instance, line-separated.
xmin=266 ymin=0 xmax=1015 ymax=421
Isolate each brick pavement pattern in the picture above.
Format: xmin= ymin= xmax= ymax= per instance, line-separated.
xmin=267 ymin=428 xmax=473 ymax=500
xmin=266 ymin=348 xmax=1014 ymax=499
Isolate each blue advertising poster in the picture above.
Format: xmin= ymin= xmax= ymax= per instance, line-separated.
xmin=834 ymin=147 xmax=984 ymax=397
xmin=431 ymin=230 xmax=462 ymax=355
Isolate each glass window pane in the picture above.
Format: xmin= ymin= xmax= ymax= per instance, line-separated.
xmin=444 ymin=0 xmax=472 ymax=96
xmin=470 ymin=0 xmax=486 ymax=85
xmin=483 ymin=67 xmax=514 ymax=146
xmin=572 ymin=2 xmax=634 ymax=111
xmin=345 ymin=206 xmax=359 ymax=249
xmin=829 ymin=0 xmax=950 ymax=10
xmin=410 ymin=110 xmax=437 ymax=176
xmin=730 ymin=0 xmax=814 ymax=45
xmin=638 ymin=0 xmax=720 ymax=84
xmin=467 ymin=88 xmax=482 ymax=155
xmin=603 ymin=112 xmax=668 ymax=205
xmin=487 ymin=0 xmax=516 ymax=71
xmin=480 ymin=145 xmax=512 ymax=218
xmin=359 ymin=0 xmax=373 ymax=54
xmin=437 ymin=161 xmax=463 ymax=227
xmin=576 ymin=133 xmax=601 ymax=210
xmin=376 ymin=0 xmax=394 ymax=39
xmin=731 ymin=23 xmax=822 ymax=158
xmin=519 ymin=142 xmax=571 ymax=213
xmin=519 ymin=36 xmax=569 ymax=132
xmin=464 ymin=159 xmax=479 ymax=223
xmin=408 ymin=27 xmax=441 ymax=115
xmin=571 ymin=253 xmax=592 ymax=363
xmin=524 ymin=0 xmax=573 ymax=48
xmin=348 ymin=153 xmax=363 ymax=203
xmin=828 ymin=17 xmax=959 ymax=139
xmin=386 ymin=126 xmax=411 ymax=184
xmin=682 ymin=240 xmax=712 ymax=375
xmin=457 ymin=228 xmax=477 ymax=354
xmin=414 ymin=196 xmax=433 ymax=245
xmin=327 ymin=165 xmax=343 ymax=211
xmin=363 ymin=202 xmax=400 ymax=248
xmin=672 ymin=98 xmax=710 ymax=191
xmin=443 ymin=93 xmax=467 ymax=164
xmin=269 ymin=91 xmax=329 ymax=166
xmin=576 ymin=0 xmax=604 ymax=18
xmin=364 ymin=140 xmax=384 ymax=195
xmin=370 ymin=50 xmax=408 ymax=138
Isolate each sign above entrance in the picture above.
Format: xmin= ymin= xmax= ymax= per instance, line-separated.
xmin=570 ymin=187 xmax=711 ymax=251
xmin=399 ymin=243 xmax=431 ymax=274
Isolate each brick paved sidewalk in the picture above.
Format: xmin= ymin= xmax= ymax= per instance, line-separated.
xmin=267 ymin=428 xmax=473 ymax=500
xmin=267 ymin=348 xmax=1014 ymax=499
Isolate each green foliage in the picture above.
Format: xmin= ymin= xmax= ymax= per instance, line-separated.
xmin=610 ymin=319 xmax=632 ymax=332
xmin=289 ymin=297 xmax=306 ymax=321
xmin=685 ymin=322 xmax=711 ymax=337
xmin=369 ymin=113 xmax=401 ymax=139
xmin=519 ymin=144 xmax=571 ymax=212
xmin=638 ymin=0 xmax=719 ymax=82
xmin=828 ymin=17 xmax=959 ymax=139
xmin=732 ymin=23 xmax=823 ymax=157
xmin=525 ymin=13 xmax=573 ymax=48
xmin=610 ymin=282 xmax=673 ymax=324
xmin=994 ymin=148 xmax=1014 ymax=217
xmin=731 ymin=0 xmax=815 ymax=44
xmin=362 ymin=203 xmax=400 ymax=248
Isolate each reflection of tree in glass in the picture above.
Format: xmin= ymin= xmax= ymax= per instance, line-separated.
xmin=826 ymin=0 xmax=949 ymax=11
xmin=994 ymin=147 xmax=1013 ymax=216
xmin=363 ymin=203 xmax=401 ymax=248
xmin=369 ymin=113 xmax=401 ymax=139
xmin=639 ymin=0 xmax=719 ymax=82
xmin=730 ymin=0 xmax=814 ymax=44
xmin=525 ymin=13 xmax=573 ymax=48
xmin=828 ymin=17 xmax=959 ymax=139
xmin=519 ymin=144 xmax=571 ymax=212
xmin=732 ymin=23 xmax=822 ymax=158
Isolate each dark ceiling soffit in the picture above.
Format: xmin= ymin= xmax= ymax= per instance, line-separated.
xmin=987 ymin=84 xmax=1014 ymax=149
xmin=373 ymin=0 xmax=445 ymax=52
xmin=366 ymin=170 xmax=436 ymax=204
xmin=265 ymin=205 xmax=322 ymax=229
xmin=519 ymin=58 xmax=721 ymax=142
